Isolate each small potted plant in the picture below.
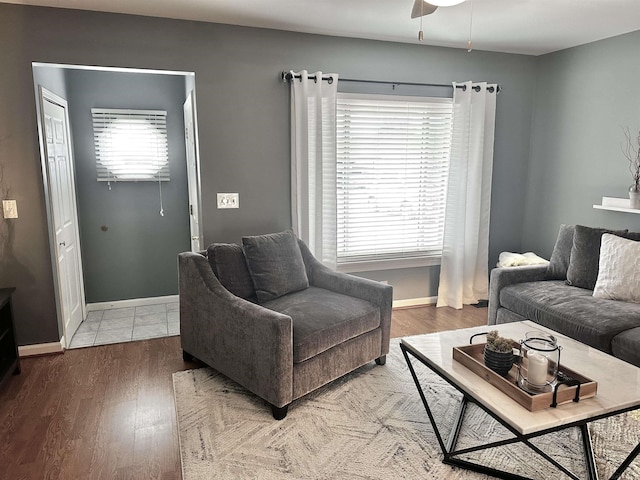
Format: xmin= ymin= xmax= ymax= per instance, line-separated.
xmin=621 ymin=127 xmax=640 ymax=209
xmin=483 ymin=330 xmax=515 ymax=376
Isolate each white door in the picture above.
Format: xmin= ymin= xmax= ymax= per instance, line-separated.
xmin=40 ymin=88 xmax=85 ymax=346
xmin=184 ymin=91 xmax=202 ymax=251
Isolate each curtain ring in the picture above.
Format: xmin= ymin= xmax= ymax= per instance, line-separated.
xmin=461 ymin=85 xmax=467 ymax=92
xmin=313 ymin=76 xmax=318 ymax=84
xmin=327 ymin=76 xmax=334 ymax=85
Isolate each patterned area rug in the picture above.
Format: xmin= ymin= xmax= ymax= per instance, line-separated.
xmin=173 ymin=339 xmax=640 ymax=479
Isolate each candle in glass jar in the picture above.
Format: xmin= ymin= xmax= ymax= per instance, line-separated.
xmin=527 ymin=352 xmax=548 ymax=385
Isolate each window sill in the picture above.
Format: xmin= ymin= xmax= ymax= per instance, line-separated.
xmin=336 ymin=256 xmax=441 ymax=273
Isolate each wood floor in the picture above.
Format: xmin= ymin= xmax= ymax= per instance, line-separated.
xmin=0 ymin=305 xmax=487 ymax=480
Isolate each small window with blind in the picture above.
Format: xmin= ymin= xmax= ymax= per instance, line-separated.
xmin=91 ymin=108 xmax=169 ymax=183
xmin=336 ymin=93 xmax=453 ymax=269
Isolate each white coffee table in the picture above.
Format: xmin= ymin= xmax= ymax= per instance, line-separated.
xmin=400 ymin=321 xmax=640 ymax=480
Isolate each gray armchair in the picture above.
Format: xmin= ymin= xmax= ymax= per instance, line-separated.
xmin=178 ymin=232 xmax=393 ymax=420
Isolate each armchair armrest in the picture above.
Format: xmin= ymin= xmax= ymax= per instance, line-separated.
xmin=297 ymin=241 xmax=393 ymax=355
xmin=178 ymin=252 xmax=293 ymax=407
xmin=488 ymin=265 xmax=548 ymax=325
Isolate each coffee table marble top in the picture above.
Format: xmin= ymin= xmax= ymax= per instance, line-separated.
xmin=401 ymin=321 xmax=640 ymax=435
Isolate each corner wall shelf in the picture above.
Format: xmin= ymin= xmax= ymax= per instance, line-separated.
xmin=593 ymin=196 xmax=640 ymax=214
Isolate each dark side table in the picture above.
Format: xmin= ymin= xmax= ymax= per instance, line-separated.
xmin=0 ymin=288 xmax=20 ymax=391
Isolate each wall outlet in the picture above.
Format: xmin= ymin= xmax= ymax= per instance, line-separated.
xmin=217 ymin=193 xmax=239 ymax=209
xmin=2 ymin=200 xmax=18 ymax=219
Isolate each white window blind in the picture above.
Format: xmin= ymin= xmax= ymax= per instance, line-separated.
xmin=336 ymin=93 xmax=453 ymax=265
xmin=92 ymin=108 xmax=169 ymax=182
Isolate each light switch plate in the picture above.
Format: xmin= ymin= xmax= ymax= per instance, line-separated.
xmin=217 ymin=193 xmax=239 ymax=209
xmin=2 ymin=200 xmax=18 ymax=219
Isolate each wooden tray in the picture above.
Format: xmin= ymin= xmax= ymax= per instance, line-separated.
xmin=453 ymin=341 xmax=598 ymax=412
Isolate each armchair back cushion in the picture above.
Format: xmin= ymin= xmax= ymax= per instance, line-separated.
xmin=243 ymin=230 xmax=309 ymax=303
xmin=207 ymin=243 xmax=256 ymax=300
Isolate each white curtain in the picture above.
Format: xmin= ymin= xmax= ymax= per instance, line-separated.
xmin=437 ymin=81 xmax=497 ymax=309
xmin=290 ymin=70 xmax=339 ymax=268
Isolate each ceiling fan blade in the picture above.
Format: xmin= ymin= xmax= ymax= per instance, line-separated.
xmin=411 ymin=0 xmax=438 ymax=18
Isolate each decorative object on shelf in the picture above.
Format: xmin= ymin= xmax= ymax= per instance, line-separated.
xmin=629 ymin=187 xmax=640 ymax=209
xmin=480 ymin=330 xmax=515 ymax=376
xmin=516 ymin=331 xmax=562 ymax=394
xmin=622 ymin=126 xmax=640 ymax=209
xmin=594 ymin=196 xmax=640 ymax=214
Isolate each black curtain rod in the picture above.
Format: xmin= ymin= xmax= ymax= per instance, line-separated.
xmin=280 ymin=71 xmax=500 ymax=93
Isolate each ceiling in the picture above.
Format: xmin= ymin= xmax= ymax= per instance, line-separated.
xmin=4 ymin=0 xmax=640 ymax=55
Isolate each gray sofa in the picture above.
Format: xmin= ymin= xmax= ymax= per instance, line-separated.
xmin=488 ymin=224 xmax=640 ymax=367
xmin=178 ymin=230 xmax=393 ymax=419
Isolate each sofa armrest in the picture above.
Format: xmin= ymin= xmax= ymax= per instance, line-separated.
xmin=488 ymin=265 xmax=548 ymax=325
xmin=297 ymin=241 xmax=393 ymax=356
xmin=178 ymin=252 xmax=293 ymax=408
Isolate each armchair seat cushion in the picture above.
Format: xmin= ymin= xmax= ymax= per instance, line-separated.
xmin=263 ymin=286 xmax=380 ymax=363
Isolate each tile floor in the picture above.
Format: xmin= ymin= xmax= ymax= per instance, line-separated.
xmin=68 ymin=301 xmax=179 ymax=349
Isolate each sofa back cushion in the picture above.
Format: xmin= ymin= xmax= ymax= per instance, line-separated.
xmin=566 ymin=225 xmax=628 ymax=290
xmin=207 ymin=243 xmax=257 ymax=300
xmin=546 ymin=224 xmax=575 ymax=280
xmin=593 ymin=234 xmax=640 ymax=303
xmin=242 ymin=230 xmax=309 ymax=303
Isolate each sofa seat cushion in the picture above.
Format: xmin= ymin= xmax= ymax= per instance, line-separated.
xmin=263 ymin=286 xmax=380 ymax=363
xmin=611 ymin=328 xmax=640 ymax=368
xmin=500 ymin=281 xmax=640 ymax=353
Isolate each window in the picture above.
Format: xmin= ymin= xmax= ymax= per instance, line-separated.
xmin=91 ymin=108 xmax=169 ymax=182
xmin=336 ymin=93 xmax=453 ymax=269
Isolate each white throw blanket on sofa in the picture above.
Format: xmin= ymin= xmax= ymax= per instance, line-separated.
xmin=497 ymin=252 xmax=549 ymax=268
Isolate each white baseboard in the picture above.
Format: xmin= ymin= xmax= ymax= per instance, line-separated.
xmin=87 ymin=295 xmax=431 ymax=311
xmin=392 ymin=296 xmax=436 ymax=308
xmin=88 ymin=295 xmax=428 ymax=313
xmin=17 ymin=295 xmax=423 ymax=356
xmin=19 ymin=340 xmax=65 ymax=357
xmin=87 ymin=295 xmax=179 ymax=312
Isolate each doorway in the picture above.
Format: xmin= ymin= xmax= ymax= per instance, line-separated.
xmin=38 ymin=88 xmax=86 ymax=345
xmin=33 ymin=63 xmax=203 ymax=348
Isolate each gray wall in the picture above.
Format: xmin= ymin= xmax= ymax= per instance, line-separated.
xmin=0 ymin=3 xmax=537 ymax=345
xmin=65 ymin=69 xmax=190 ymax=302
xmin=33 ymin=65 xmax=68 ymax=99
xmin=523 ymin=30 xmax=640 ymax=256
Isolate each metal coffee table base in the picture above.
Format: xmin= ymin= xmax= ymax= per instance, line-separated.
xmin=401 ymin=343 xmax=640 ymax=480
